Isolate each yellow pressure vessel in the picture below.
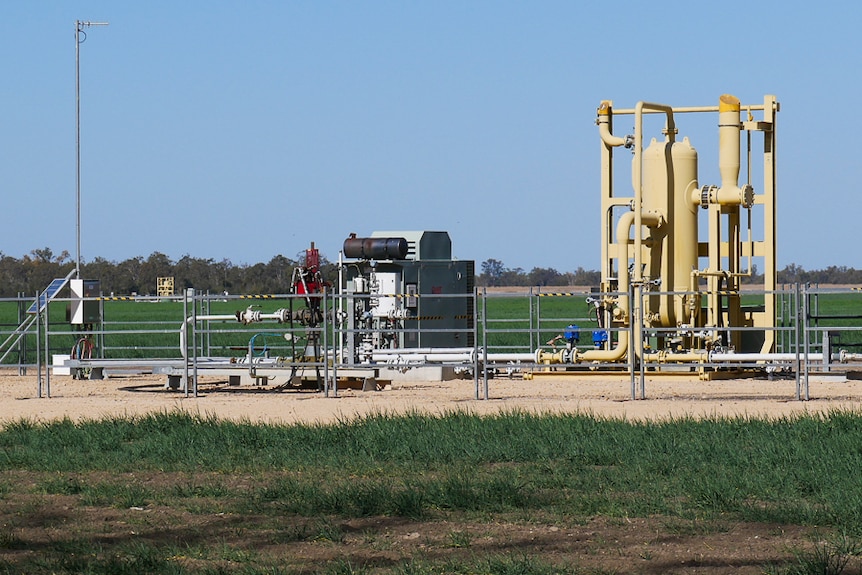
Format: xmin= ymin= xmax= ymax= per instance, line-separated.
xmin=640 ymin=136 xmax=698 ymax=327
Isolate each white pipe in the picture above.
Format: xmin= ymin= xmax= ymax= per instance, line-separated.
xmin=179 ymin=311 xmax=291 ymax=360
xmin=373 ymin=347 xmax=476 ymax=355
xmin=486 ymin=353 xmax=536 ymax=362
xmin=371 ymin=351 xmax=536 ymax=364
xmin=374 ymin=352 xmax=475 ymax=363
xmin=179 ymin=315 xmax=238 ymax=360
xmin=709 ymin=352 xmax=833 ymax=362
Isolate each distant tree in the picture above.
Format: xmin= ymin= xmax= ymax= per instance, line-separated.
xmin=564 ymin=267 xmax=601 ymax=286
xmin=116 ymin=257 xmax=144 ymax=294
xmin=175 ymin=255 xmax=226 ymax=293
xmin=212 ymin=258 xmax=234 ymax=293
xmin=0 ymin=253 xmax=25 ymax=295
xmin=500 ymin=267 xmax=526 ymax=286
xmin=266 ymin=255 xmax=295 ymax=292
xmin=81 ymin=257 xmax=118 ymax=294
xmin=740 ymin=264 xmax=764 ymax=285
xmin=29 ymin=247 xmax=54 ymax=264
xmin=241 ymin=262 xmax=269 ymax=294
xmin=528 ymin=267 xmax=562 ymax=287
xmin=777 ymin=263 xmax=806 ymax=284
xmin=479 ymin=259 xmax=506 ymax=287
xmin=140 ymin=252 xmax=174 ymax=294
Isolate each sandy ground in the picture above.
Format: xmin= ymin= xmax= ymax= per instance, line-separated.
xmin=3 ymin=369 xmax=862 ymax=424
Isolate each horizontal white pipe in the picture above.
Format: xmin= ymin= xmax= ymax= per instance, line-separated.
xmin=194 ymin=315 xmax=237 ymax=322
xmin=709 ymin=352 xmax=832 ymax=362
xmin=372 ymin=347 xmax=476 ymax=355
xmin=372 ymin=351 xmax=537 ymax=364
xmin=486 ymin=353 xmax=537 ymax=363
xmin=374 ymin=353 xmax=473 ymax=363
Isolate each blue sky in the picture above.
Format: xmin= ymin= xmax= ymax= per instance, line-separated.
xmin=1 ymin=1 xmax=859 ymax=272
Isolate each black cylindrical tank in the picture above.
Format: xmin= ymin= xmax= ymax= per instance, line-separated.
xmin=343 ymin=236 xmax=409 ymax=260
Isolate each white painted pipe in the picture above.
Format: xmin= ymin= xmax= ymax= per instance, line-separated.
xmin=372 ymin=351 xmax=536 ymax=364
xmin=373 ymin=347 xmax=476 ymax=355
xmin=374 ymin=352 xmax=474 ymax=363
xmin=709 ymin=352 xmax=833 ymax=362
xmin=486 ymin=353 xmax=537 ymax=363
xmin=179 ymin=314 xmax=237 ymax=360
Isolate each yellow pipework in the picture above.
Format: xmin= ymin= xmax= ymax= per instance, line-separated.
xmin=614 ymin=210 xmax=664 ymax=314
xmin=590 ymin=94 xmax=779 ymax=368
xmin=631 ymin=102 xmax=676 ymax=300
xmin=719 ymin=94 xmax=740 ymax=189
xmin=597 ymin=101 xmax=630 ymax=148
xmin=707 ymin=94 xmax=754 ymax=208
xmin=547 ymin=209 xmax=663 ymax=365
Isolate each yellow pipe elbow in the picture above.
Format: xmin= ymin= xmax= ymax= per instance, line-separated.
xmin=719 ymin=94 xmax=740 ymax=113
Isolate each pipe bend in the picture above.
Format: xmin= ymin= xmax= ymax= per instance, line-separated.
xmin=597 ymin=101 xmax=631 ymax=148
xmin=599 ymin=121 xmax=628 ymax=148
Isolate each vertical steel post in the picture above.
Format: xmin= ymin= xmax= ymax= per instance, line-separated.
xmin=75 ymin=20 xmax=108 ymax=279
xmin=323 ymin=288 xmax=330 ymax=398
xmin=191 ymin=290 xmax=198 ymax=398
xmin=36 ymin=292 xmax=42 ymax=398
xmin=75 ymin=22 xmax=81 ymax=279
xmin=474 ymin=288 xmax=484 ymax=400
xmin=470 ymin=287 xmax=484 ymax=399
xmin=629 ymin=282 xmax=636 ymax=400
xmin=637 ymin=283 xmax=646 ymax=400
xmin=182 ymin=289 xmax=189 ymax=396
xmin=44 ymin=299 xmax=51 ymax=397
xmin=802 ymin=284 xmax=810 ymax=400
xmin=526 ymin=287 xmax=532 ymax=351
xmin=793 ymin=283 xmax=801 ymax=400
xmin=481 ymin=288 xmax=489 ymax=400
xmin=98 ymin=296 xmax=105 ymax=358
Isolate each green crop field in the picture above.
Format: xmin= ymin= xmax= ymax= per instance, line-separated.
xmin=2 ymin=410 xmax=862 ymax=573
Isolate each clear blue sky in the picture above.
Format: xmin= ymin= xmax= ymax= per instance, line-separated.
xmin=1 ymin=1 xmax=858 ymax=272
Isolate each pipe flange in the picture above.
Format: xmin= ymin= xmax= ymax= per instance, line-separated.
xmin=699 ymin=185 xmax=715 ymax=209
xmin=741 ymin=184 xmax=755 ymax=208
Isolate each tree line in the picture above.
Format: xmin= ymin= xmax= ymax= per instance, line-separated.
xmin=1 ymin=249 xmax=860 ymax=298
xmin=0 ymin=248 xmax=338 ymax=298
xmin=476 ymin=258 xmax=862 ymax=288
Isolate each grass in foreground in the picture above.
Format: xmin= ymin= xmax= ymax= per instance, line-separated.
xmin=1 ymin=410 xmax=862 ymax=574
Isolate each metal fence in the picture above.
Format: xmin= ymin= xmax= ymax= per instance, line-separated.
xmin=2 ymin=284 xmax=861 ymax=400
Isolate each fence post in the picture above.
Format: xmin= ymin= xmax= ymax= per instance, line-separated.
xmin=44 ymin=292 xmax=51 ymax=398
xmin=36 ymin=291 xmax=43 ymax=398
xmin=793 ymin=283 xmax=801 ymax=400
xmin=481 ymin=287 xmax=489 ymax=400
xmin=323 ymin=288 xmax=331 ymax=398
xmin=802 ymin=283 xmax=810 ymax=401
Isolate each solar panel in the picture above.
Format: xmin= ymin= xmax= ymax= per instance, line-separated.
xmin=27 ymin=278 xmax=69 ymax=314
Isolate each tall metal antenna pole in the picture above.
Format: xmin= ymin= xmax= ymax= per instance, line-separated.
xmin=75 ymin=20 xmax=108 ymax=279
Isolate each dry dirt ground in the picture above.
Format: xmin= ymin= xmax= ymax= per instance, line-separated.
xmin=3 ymin=370 xmax=862 ymax=574
xmin=3 ymin=370 xmax=861 ymax=424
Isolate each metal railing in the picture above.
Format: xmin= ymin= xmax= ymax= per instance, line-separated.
xmin=2 ymin=284 xmax=861 ymax=400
